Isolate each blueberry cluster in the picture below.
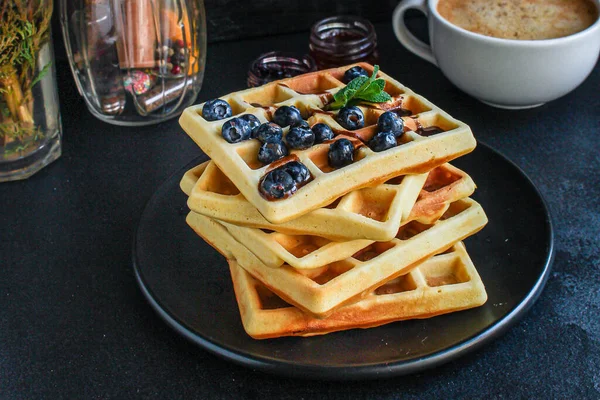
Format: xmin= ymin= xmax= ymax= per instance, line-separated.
xmin=203 ymin=98 xmax=357 ymax=198
xmin=254 ymin=105 xmax=317 ymax=164
xmin=325 ymin=111 xmax=406 ymax=171
xmin=208 ymin=101 xmax=337 ymax=165
xmin=368 ymin=111 xmax=405 ymax=152
xmin=266 ymin=106 xmax=336 ymax=159
xmin=260 ymin=161 xmax=312 ymax=199
xmin=204 ymin=99 xmax=334 ymax=148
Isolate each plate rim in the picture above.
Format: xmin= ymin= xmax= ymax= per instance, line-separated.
xmin=132 ymin=141 xmax=555 ymax=380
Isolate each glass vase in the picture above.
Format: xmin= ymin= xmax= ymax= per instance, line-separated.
xmin=60 ymin=0 xmax=207 ymax=126
xmin=0 ymin=0 xmax=62 ymax=182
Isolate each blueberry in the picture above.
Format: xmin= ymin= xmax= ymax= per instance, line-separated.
xmin=202 ymin=99 xmax=232 ymax=121
xmin=291 ymin=119 xmax=310 ymax=129
xmin=254 ymin=122 xmax=283 ymax=143
xmin=285 ymin=127 xmax=315 ymax=150
xmin=273 ymin=105 xmax=303 ymax=127
xmin=369 ymin=131 xmax=397 ymax=152
xmin=281 ymin=161 xmax=311 ymax=185
xmin=240 ymin=114 xmax=261 ymax=134
xmin=328 ymin=139 xmax=355 ymax=168
xmin=337 ymin=106 xmax=365 ymax=130
xmin=260 ymin=169 xmax=296 ymax=199
xmin=258 ymin=141 xmax=288 ymax=164
xmin=312 ymin=123 xmax=334 ymax=143
xmin=343 ymin=66 xmax=369 ymax=83
xmin=221 ymin=118 xmax=251 ymax=143
xmin=377 ymin=111 xmax=404 ymax=137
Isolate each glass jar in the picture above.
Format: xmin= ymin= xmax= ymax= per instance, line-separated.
xmin=247 ymin=51 xmax=316 ymax=87
xmin=0 ymin=0 xmax=62 ymax=182
xmin=60 ymin=0 xmax=207 ymax=126
xmin=309 ymin=15 xmax=379 ymax=70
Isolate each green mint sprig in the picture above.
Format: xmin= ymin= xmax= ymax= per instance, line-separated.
xmin=329 ymin=65 xmax=392 ymax=110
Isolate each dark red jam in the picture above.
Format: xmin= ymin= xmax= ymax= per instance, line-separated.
xmin=309 ymin=16 xmax=379 ymax=69
xmin=247 ymin=52 xmax=316 ymax=87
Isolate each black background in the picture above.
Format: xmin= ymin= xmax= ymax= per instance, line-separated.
xmin=2 ymin=1 xmax=599 ymax=398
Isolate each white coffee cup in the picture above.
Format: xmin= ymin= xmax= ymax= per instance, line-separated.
xmin=392 ymin=0 xmax=600 ymax=109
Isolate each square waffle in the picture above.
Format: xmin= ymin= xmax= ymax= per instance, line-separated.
xmin=180 ymin=161 xmax=475 ymax=242
xmin=179 ymin=63 xmax=477 ymax=224
xmin=229 ymin=242 xmax=487 ymax=339
xmin=218 ymin=162 xmax=477 ymax=269
xmin=185 ymin=197 xmax=487 ymax=317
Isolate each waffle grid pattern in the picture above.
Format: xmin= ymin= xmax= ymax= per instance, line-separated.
xmin=218 ymin=164 xmax=477 ymax=269
xmin=185 ymin=197 xmax=487 ymax=317
xmin=181 ymin=162 xmax=475 ymax=242
xmin=179 ymin=63 xmax=476 ymax=223
xmin=229 ymin=242 xmax=487 ymax=339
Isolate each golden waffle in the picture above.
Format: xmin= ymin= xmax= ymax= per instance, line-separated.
xmin=229 ymin=242 xmax=487 ymax=339
xmin=190 ymin=162 xmax=476 ymax=269
xmin=222 ymin=219 xmax=372 ymax=269
xmin=185 ymin=197 xmax=487 ymax=317
xmin=180 ymin=161 xmax=475 ymax=242
xmin=179 ymin=63 xmax=476 ymax=224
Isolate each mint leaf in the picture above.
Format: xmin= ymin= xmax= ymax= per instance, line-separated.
xmin=356 ymin=91 xmax=392 ymax=103
xmin=370 ymin=65 xmax=380 ymax=81
xmin=330 ymin=90 xmax=349 ymax=109
xmin=331 ymin=88 xmax=348 ymax=108
xmin=355 ymin=87 xmax=377 ymax=100
xmin=357 ymin=80 xmax=386 ymax=98
xmin=331 ymin=74 xmax=368 ymax=108
xmin=371 ymin=78 xmax=386 ymax=92
xmin=345 ymin=75 xmax=369 ymax=92
xmin=352 ymin=78 xmax=388 ymax=102
xmin=329 ymin=65 xmax=391 ymax=109
xmin=329 ymin=97 xmax=345 ymax=110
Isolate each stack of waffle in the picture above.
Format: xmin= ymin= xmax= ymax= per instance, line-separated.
xmin=178 ymin=63 xmax=488 ymax=339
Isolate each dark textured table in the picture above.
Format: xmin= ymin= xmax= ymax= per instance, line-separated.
xmin=2 ymin=23 xmax=599 ymax=398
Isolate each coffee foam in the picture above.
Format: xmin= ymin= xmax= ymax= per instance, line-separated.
xmin=437 ymin=0 xmax=598 ymax=40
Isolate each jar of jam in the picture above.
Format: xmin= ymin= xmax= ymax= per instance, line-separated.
xmin=309 ymin=16 xmax=379 ymax=69
xmin=247 ymin=52 xmax=317 ymax=87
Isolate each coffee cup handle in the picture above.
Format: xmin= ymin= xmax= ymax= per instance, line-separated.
xmin=392 ymin=0 xmax=437 ymax=65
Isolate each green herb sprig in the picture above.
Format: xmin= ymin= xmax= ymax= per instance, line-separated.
xmin=0 ymin=0 xmax=52 ymax=144
xmin=329 ymin=65 xmax=392 ymax=110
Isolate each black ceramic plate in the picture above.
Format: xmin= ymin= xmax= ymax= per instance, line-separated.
xmin=133 ymin=142 xmax=554 ymax=380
